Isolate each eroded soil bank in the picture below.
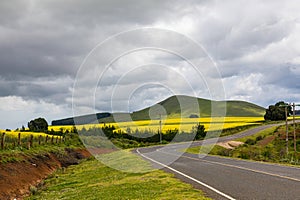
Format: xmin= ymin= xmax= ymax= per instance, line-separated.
xmin=0 ymin=148 xmax=92 ymax=200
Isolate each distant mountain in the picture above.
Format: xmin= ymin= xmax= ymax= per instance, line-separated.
xmin=51 ymin=95 xmax=265 ymax=125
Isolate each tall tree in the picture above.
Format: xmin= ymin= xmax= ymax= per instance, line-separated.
xmin=28 ymin=117 xmax=48 ymax=132
xmin=264 ymin=101 xmax=292 ymax=121
xmin=194 ymin=123 xmax=207 ymax=140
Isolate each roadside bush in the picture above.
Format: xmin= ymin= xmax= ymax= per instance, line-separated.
xmin=245 ymin=138 xmax=256 ymax=145
xmin=239 ymin=151 xmax=250 ymax=159
xmin=262 ymin=149 xmax=272 ymax=159
xmin=217 ymin=148 xmax=231 ymax=156
xmin=255 ymin=135 xmax=263 ymax=142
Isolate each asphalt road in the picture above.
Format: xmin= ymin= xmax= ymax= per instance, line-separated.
xmin=136 ymin=123 xmax=300 ymax=200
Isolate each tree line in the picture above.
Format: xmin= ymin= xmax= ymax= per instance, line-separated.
xmin=78 ymin=123 xmax=207 ymax=143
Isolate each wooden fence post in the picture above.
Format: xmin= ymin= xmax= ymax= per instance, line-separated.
xmin=38 ymin=135 xmax=42 ymax=145
xmin=18 ymin=133 xmax=21 ymax=146
xmin=56 ymin=136 xmax=58 ymax=144
xmin=51 ymin=136 xmax=54 ymax=144
xmin=45 ymin=135 xmax=48 ymax=143
xmin=28 ymin=135 xmax=33 ymax=149
xmin=1 ymin=133 xmax=5 ymax=150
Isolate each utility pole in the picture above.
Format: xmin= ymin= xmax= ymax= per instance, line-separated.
xmin=280 ymin=103 xmax=290 ymax=154
xmin=285 ymin=105 xmax=289 ymax=154
xmin=292 ymin=103 xmax=300 ymax=152
xmin=293 ymin=103 xmax=296 ymax=152
xmin=280 ymin=102 xmax=299 ymax=154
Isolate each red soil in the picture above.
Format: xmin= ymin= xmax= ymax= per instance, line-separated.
xmin=257 ymin=135 xmax=275 ymax=147
xmin=87 ymin=147 xmax=116 ymax=155
xmin=0 ymin=148 xmax=92 ymax=200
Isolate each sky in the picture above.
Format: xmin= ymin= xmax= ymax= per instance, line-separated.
xmin=0 ymin=0 xmax=300 ymax=129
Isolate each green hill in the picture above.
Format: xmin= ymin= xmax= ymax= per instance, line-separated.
xmin=52 ymin=95 xmax=265 ymax=125
xmin=130 ymin=95 xmax=265 ymax=120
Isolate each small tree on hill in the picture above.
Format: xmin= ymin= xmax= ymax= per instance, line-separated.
xmin=28 ymin=117 xmax=48 ymax=132
xmin=194 ymin=123 xmax=206 ymax=140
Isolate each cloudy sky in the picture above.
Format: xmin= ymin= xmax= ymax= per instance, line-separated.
xmin=1 ymin=0 xmax=300 ymax=129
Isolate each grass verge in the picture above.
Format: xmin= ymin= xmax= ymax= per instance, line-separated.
xmin=27 ymin=152 xmax=211 ymax=200
xmin=185 ymin=124 xmax=300 ymax=166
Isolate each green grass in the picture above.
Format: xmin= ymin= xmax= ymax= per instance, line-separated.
xmin=237 ymin=126 xmax=278 ymax=143
xmin=185 ymin=124 xmax=300 ymax=166
xmin=27 ymin=152 xmax=211 ymax=200
xmin=208 ymin=123 xmax=262 ymax=138
xmin=184 ymin=126 xmax=278 ymax=158
xmin=184 ymin=144 xmax=229 ymax=157
xmin=0 ymin=144 xmax=68 ymax=164
xmin=95 ymin=150 xmax=153 ymax=173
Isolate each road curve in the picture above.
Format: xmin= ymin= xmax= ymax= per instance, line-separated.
xmin=136 ymin=122 xmax=300 ymax=200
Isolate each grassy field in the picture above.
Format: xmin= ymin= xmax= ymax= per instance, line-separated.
xmin=185 ymin=126 xmax=279 ymax=155
xmin=185 ymin=123 xmax=300 ymax=165
xmin=27 ymin=151 xmax=211 ymax=200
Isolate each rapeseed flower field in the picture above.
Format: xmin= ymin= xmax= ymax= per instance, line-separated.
xmin=49 ymin=117 xmax=264 ymax=133
xmin=0 ymin=130 xmax=60 ymax=138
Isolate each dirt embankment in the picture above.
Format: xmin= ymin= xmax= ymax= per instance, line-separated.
xmin=217 ymin=141 xmax=244 ymax=149
xmin=0 ymin=148 xmax=92 ymax=200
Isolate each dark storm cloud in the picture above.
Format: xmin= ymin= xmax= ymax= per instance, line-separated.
xmin=202 ymin=18 xmax=292 ymax=61
xmin=196 ymin=1 xmax=293 ymax=59
xmin=0 ymin=76 xmax=73 ymax=103
xmin=0 ymin=1 xmax=28 ymax=25
xmin=40 ymin=0 xmax=176 ymax=25
xmin=1 ymin=0 xmax=300 ymax=129
xmin=261 ymin=65 xmax=300 ymax=89
xmin=0 ymin=17 xmax=90 ymax=77
xmin=0 ymin=0 xmax=191 ymax=101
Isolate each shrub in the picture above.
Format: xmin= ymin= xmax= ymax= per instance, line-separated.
xmin=255 ymin=135 xmax=263 ymax=142
xmin=30 ymin=185 xmax=38 ymax=195
xmin=245 ymin=138 xmax=256 ymax=145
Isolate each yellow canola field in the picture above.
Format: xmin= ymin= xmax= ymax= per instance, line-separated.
xmin=49 ymin=117 xmax=264 ymax=133
xmin=0 ymin=130 xmax=60 ymax=138
xmin=49 ymin=125 xmax=77 ymax=132
xmin=288 ymin=116 xmax=300 ymax=120
xmin=114 ymin=117 xmax=263 ymax=132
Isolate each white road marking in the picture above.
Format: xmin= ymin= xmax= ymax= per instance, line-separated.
xmin=136 ymin=148 xmax=236 ymax=200
xmin=157 ymin=149 xmax=300 ymax=182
